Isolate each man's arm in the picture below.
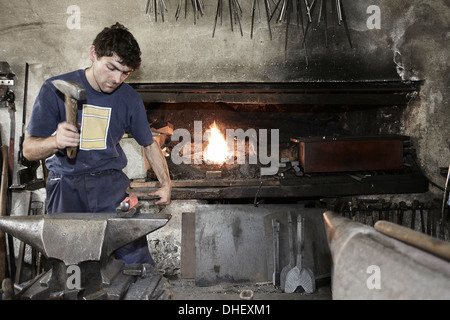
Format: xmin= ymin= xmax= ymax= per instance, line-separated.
xmin=23 ymin=122 xmax=80 ymax=161
xmin=143 ymin=141 xmax=172 ymax=205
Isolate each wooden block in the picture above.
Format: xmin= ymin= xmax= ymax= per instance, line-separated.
xmin=180 ymin=212 xmax=196 ymax=279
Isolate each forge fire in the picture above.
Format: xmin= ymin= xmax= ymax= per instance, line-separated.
xmin=202 ymin=121 xmax=233 ymax=165
xmin=170 ymin=120 xmax=280 ymax=175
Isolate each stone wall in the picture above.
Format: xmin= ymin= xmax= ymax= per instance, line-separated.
xmin=0 ymin=0 xmax=448 ymax=209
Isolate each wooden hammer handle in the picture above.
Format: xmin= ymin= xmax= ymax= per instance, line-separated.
xmin=375 ymin=220 xmax=450 ymax=261
xmin=65 ymin=96 xmax=78 ymax=159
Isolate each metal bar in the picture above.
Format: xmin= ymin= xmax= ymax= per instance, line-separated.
xmin=296 ymin=0 xmax=305 ymax=36
xmin=269 ymin=0 xmax=283 ymax=22
xmin=192 ymin=0 xmax=197 ymax=24
xmin=336 ymin=0 xmax=343 ymax=24
xmin=160 ymin=0 xmax=167 ymax=11
xmin=229 ymin=0 xmax=234 ymax=32
xmin=175 ymin=0 xmax=182 ymax=20
xmin=285 ymin=0 xmax=291 ymax=60
xmin=317 ymin=0 xmax=323 ymax=26
xmin=160 ymin=0 xmax=165 ymax=22
xmin=251 ymin=0 xmax=257 ymax=38
xmin=323 ymin=0 xmax=328 ymax=47
xmin=339 ymin=0 xmax=353 ymax=48
xmin=279 ymin=0 xmax=286 ymax=22
xmin=198 ymin=0 xmax=204 ymax=16
xmin=304 ymin=0 xmax=312 ymax=22
xmin=257 ymin=0 xmax=262 ymax=23
xmin=213 ymin=0 xmax=221 ymax=37
xmin=233 ymin=0 xmax=244 ymax=36
xmin=331 ymin=0 xmax=337 ymax=39
xmin=298 ymin=0 xmax=308 ymax=65
xmin=264 ymin=0 xmax=273 ymax=40
xmin=235 ymin=0 xmax=243 ymax=15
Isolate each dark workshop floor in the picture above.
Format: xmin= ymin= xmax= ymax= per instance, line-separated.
xmin=168 ymin=277 xmax=332 ymax=300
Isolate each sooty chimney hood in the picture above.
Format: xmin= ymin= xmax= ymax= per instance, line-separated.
xmin=130 ymin=80 xmax=422 ymax=106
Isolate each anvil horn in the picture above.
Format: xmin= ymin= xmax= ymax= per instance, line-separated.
xmin=0 ymin=215 xmax=46 ymax=254
xmin=0 ymin=212 xmax=171 ymax=265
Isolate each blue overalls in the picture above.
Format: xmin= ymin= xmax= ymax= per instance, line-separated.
xmin=46 ymin=169 xmax=155 ymax=266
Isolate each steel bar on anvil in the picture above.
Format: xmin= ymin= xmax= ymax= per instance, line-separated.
xmin=0 ymin=212 xmax=171 ymax=265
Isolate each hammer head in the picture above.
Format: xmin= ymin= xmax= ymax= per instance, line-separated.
xmin=52 ymin=79 xmax=86 ymax=100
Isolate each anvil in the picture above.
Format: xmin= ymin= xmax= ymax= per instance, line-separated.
xmin=0 ymin=212 xmax=170 ymax=265
xmin=0 ymin=211 xmax=171 ymax=299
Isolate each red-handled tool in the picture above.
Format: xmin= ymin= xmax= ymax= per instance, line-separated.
xmin=116 ymin=193 xmax=160 ymax=218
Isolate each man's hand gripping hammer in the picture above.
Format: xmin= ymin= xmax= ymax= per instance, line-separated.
xmin=52 ymin=79 xmax=86 ymax=159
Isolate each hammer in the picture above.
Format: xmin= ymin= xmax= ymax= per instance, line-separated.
xmin=52 ymin=79 xmax=86 ymax=159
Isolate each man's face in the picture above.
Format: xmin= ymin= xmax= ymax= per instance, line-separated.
xmin=90 ymin=49 xmax=133 ymax=94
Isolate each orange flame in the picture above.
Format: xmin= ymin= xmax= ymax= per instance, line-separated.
xmin=203 ymin=122 xmax=233 ymax=164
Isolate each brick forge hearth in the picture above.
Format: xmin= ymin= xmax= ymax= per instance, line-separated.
xmin=129 ymin=81 xmax=427 ymax=202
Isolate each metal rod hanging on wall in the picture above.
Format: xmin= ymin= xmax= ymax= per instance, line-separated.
xmin=139 ymin=0 xmax=353 ymax=63
xmin=212 ymin=0 xmax=244 ymax=37
xmin=306 ymin=0 xmax=351 ymax=48
xmin=145 ymin=0 xmax=168 ymax=22
xmin=251 ymin=0 xmax=273 ymax=40
xmin=317 ymin=0 xmax=328 ymax=47
xmin=270 ymin=0 xmax=309 ymax=64
xmin=337 ymin=0 xmax=353 ymax=48
xmin=268 ymin=0 xmax=353 ymax=64
xmin=175 ymin=0 xmax=205 ymax=24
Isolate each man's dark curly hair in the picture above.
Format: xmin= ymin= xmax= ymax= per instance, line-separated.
xmin=92 ymin=22 xmax=141 ymax=70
